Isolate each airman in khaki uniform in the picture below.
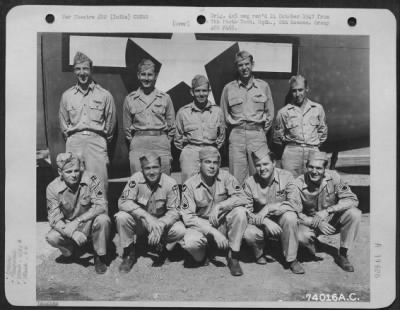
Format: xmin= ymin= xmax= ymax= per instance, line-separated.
xmin=283 ymin=151 xmax=361 ymax=272
xmin=46 ymin=152 xmax=111 ymax=274
xmin=175 ymin=75 xmax=225 ymax=182
xmin=180 ymin=146 xmax=248 ymax=276
xmin=115 ymin=152 xmax=185 ymax=273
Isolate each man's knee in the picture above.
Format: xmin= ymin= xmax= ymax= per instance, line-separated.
xmin=182 ymin=231 xmax=207 ymax=251
xmin=243 ymin=225 xmax=263 ymax=244
xmin=230 ymin=206 xmax=248 ymax=222
xmin=46 ymin=230 xmax=63 ymax=247
xmin=170 ymin=221 xmax=186 ymax=240
xmin=94 ymin=213 xmax=111 ymax=227
xmin=298 ymin=227 xmax=316 ymax=246
xmin=280 ymin=211 xmax=298 ymax=226
xmin=114 ymin=211 xmax=134 ymax=225
xmin=344 ymin=208 xmax=362 ymax=223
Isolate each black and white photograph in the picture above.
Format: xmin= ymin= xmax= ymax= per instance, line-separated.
xmin=4 ymin=6 xmax=396 ymax=307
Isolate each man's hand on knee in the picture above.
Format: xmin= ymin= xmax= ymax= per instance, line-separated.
xmin=71 ymin=231 xmax=87 ymax=246
xmin=317 ymin=221 xmax=336 ymax=235
xmin=263 ymin=217 xmax=282 ymax=237
xmin=63 ymin=219 xmax=80 ymax=238
xmin=209 ymin=228 xmax=229 ymax=249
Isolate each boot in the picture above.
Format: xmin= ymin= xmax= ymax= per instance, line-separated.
xmin=119 ymin=243 xmax=136 ymax=273
xmin=227 ymin=250 xmax=243 ymax=276
xmin=289 ymin=259 xmax=305 ymax=274
xmin=334 ymin=254 xmax=354 ymax=272
xmin=94 ymin=255 xmax=107 ymax=274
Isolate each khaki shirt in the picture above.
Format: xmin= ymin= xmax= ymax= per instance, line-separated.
xmin=283 ymin=170 xmax=359 ymax=223
xmin=118 ymin=172 xmax=180 ymax=227
xmin=174 ymin=101 xmax=225 ymax=150
xmin=181 ymin=170 xmax=248 ymax=235
xmin=220 ymin=77 xmax=274 ymax=132
xmin=243 ymin=168 xmax=295 ymax=219
xmin=46 ymin=172 xmax=107 ymax=234
xmin=123 ymin=88 xmax=175 ymax=142
xmin=273 ymin=99 xmax=328 ymax=146
xmin=59 ymin=82 xmax=116 ymax=142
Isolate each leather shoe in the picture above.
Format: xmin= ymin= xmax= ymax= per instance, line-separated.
xmin=334 ymin=254 xmax=354 ymax=272
xmin=289 ymin=260 xmax=305 ymax=274
xmin=94 ymin=255 xmax=107 ymax=274
xmin=227 ymin=258 xmax=243 ymax=276
xmin=255 ymin=255 xmax=268 ymax=265
xmin=119 ymin=247 xmax=136 ymax=273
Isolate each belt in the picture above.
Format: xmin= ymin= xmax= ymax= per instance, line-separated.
xmin=186 ymin=143 xmax=217 ymax=148
xmin=234 ymin=124 xmax=263 ymax=131
xmin=287 ymin=142 xmax=318 ymax=148
xmin=73 ymin=130 xmax=102 ymax=137
xmin=134 ymin=130 xmax=166 ymax=136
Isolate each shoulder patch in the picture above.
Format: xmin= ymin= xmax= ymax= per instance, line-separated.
xmin=121 ymin=189 xmax=130 ymax=200
xmin=129 ymin=180 xmax=136 ymax=188
xmin=235 ymin=185 xmax=242 ymax=191
xmin=90 ymin=175 xmax=97 ymax=182
xmin=338 ymin=183 xmax=349 ymax=192
xmin=95 ymin=189 xmax=104 ymax=198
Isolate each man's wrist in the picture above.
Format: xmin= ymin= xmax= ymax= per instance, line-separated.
xmin=326 ymin=207 xmax=334 ymax=214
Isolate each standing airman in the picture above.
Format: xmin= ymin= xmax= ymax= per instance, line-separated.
xmin=220 ymin=50 xmax=274 ymax=185
xmin=59 ymin=52 xmax=116 ymax=194
xmin=273 ymin=75 xmax=328 ymax=177
xmin=175 ymin=75 xmax=225 ymax=183
xmin=123 ymin=59 xmax=175 ymax=175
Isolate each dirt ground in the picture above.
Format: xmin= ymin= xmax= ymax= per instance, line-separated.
xmin=36 ymin=213 xmax=369 ymax=303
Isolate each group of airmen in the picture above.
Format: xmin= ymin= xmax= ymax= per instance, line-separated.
xmin=46 ymin=50 xmax=361 ymax=276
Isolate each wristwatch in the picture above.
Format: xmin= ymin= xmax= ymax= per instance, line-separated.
xmin=326 ymin=207 xmax=334 ymax=214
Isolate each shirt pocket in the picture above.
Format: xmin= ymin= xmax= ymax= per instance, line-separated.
xmin=252 ymin=93 xmax=267 ymax=112
xmin=151 ymin=102 xmax=166 ymax=115
xmin=204 ymin=123 xmax=218 ymax=140
xmin=88 ymin=100 xmax=105 ymax=122
xmin=66 ymin=104 xmax=79 ymax=121
xmin=154 ymin=199 xmax=167 ymax=217
xmin=185 ymin=124 xmax=199 ymax=134
xmin=309 ymin=115 xmax=320 ymax=126
xmin=228 ymin=97 xmax=244 ymax=114
xmin=286 ymin=116 xmax=300 ymax=130
xmin=215 ymin=191 xmax=228 ymax=203
xmin=274 ymin=189 xmax=286 ymax=202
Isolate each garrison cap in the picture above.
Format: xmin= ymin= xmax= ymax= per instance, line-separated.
xmin=199 ymin=146 xmax=220 ymax=161
xmin=73 ymin=51 xmax=92 ymax=66
xmin=139 ymin=151 xmax=161 ymax=166
xmin=138 ymin=59 xmax=156 ymax=72
xmin=251 ymin=144 xmax=272 ymax=163
xmin=308 ymin=150 xmax=328 ymax=163
xmin=191 ymin=75 xmax=209 ymax=89
xmin=234 ymin=50 xmax=253 ymax=64
xmin=56 ymin=152 xmax=81 ymax=170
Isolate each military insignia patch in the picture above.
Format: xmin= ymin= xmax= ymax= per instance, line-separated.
xmin=182 ymin=203 xmax=189 ymax=210
xmin=90 ymin=175 xmax=97 ymax=182
xmin=182 ymin=184 xmax=187 ymax=192
xmin=96 ymin=190 xmax=103 ymax=198
xmin=129 ymin=180 xmax=136 ymax=188
xmin=121 ymin=189 xmax=130 ymax=199
xmin=235 ymin=185 xmax=242 ymax=191
xmin=338 ymin=183 xmax=349 ymax=191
